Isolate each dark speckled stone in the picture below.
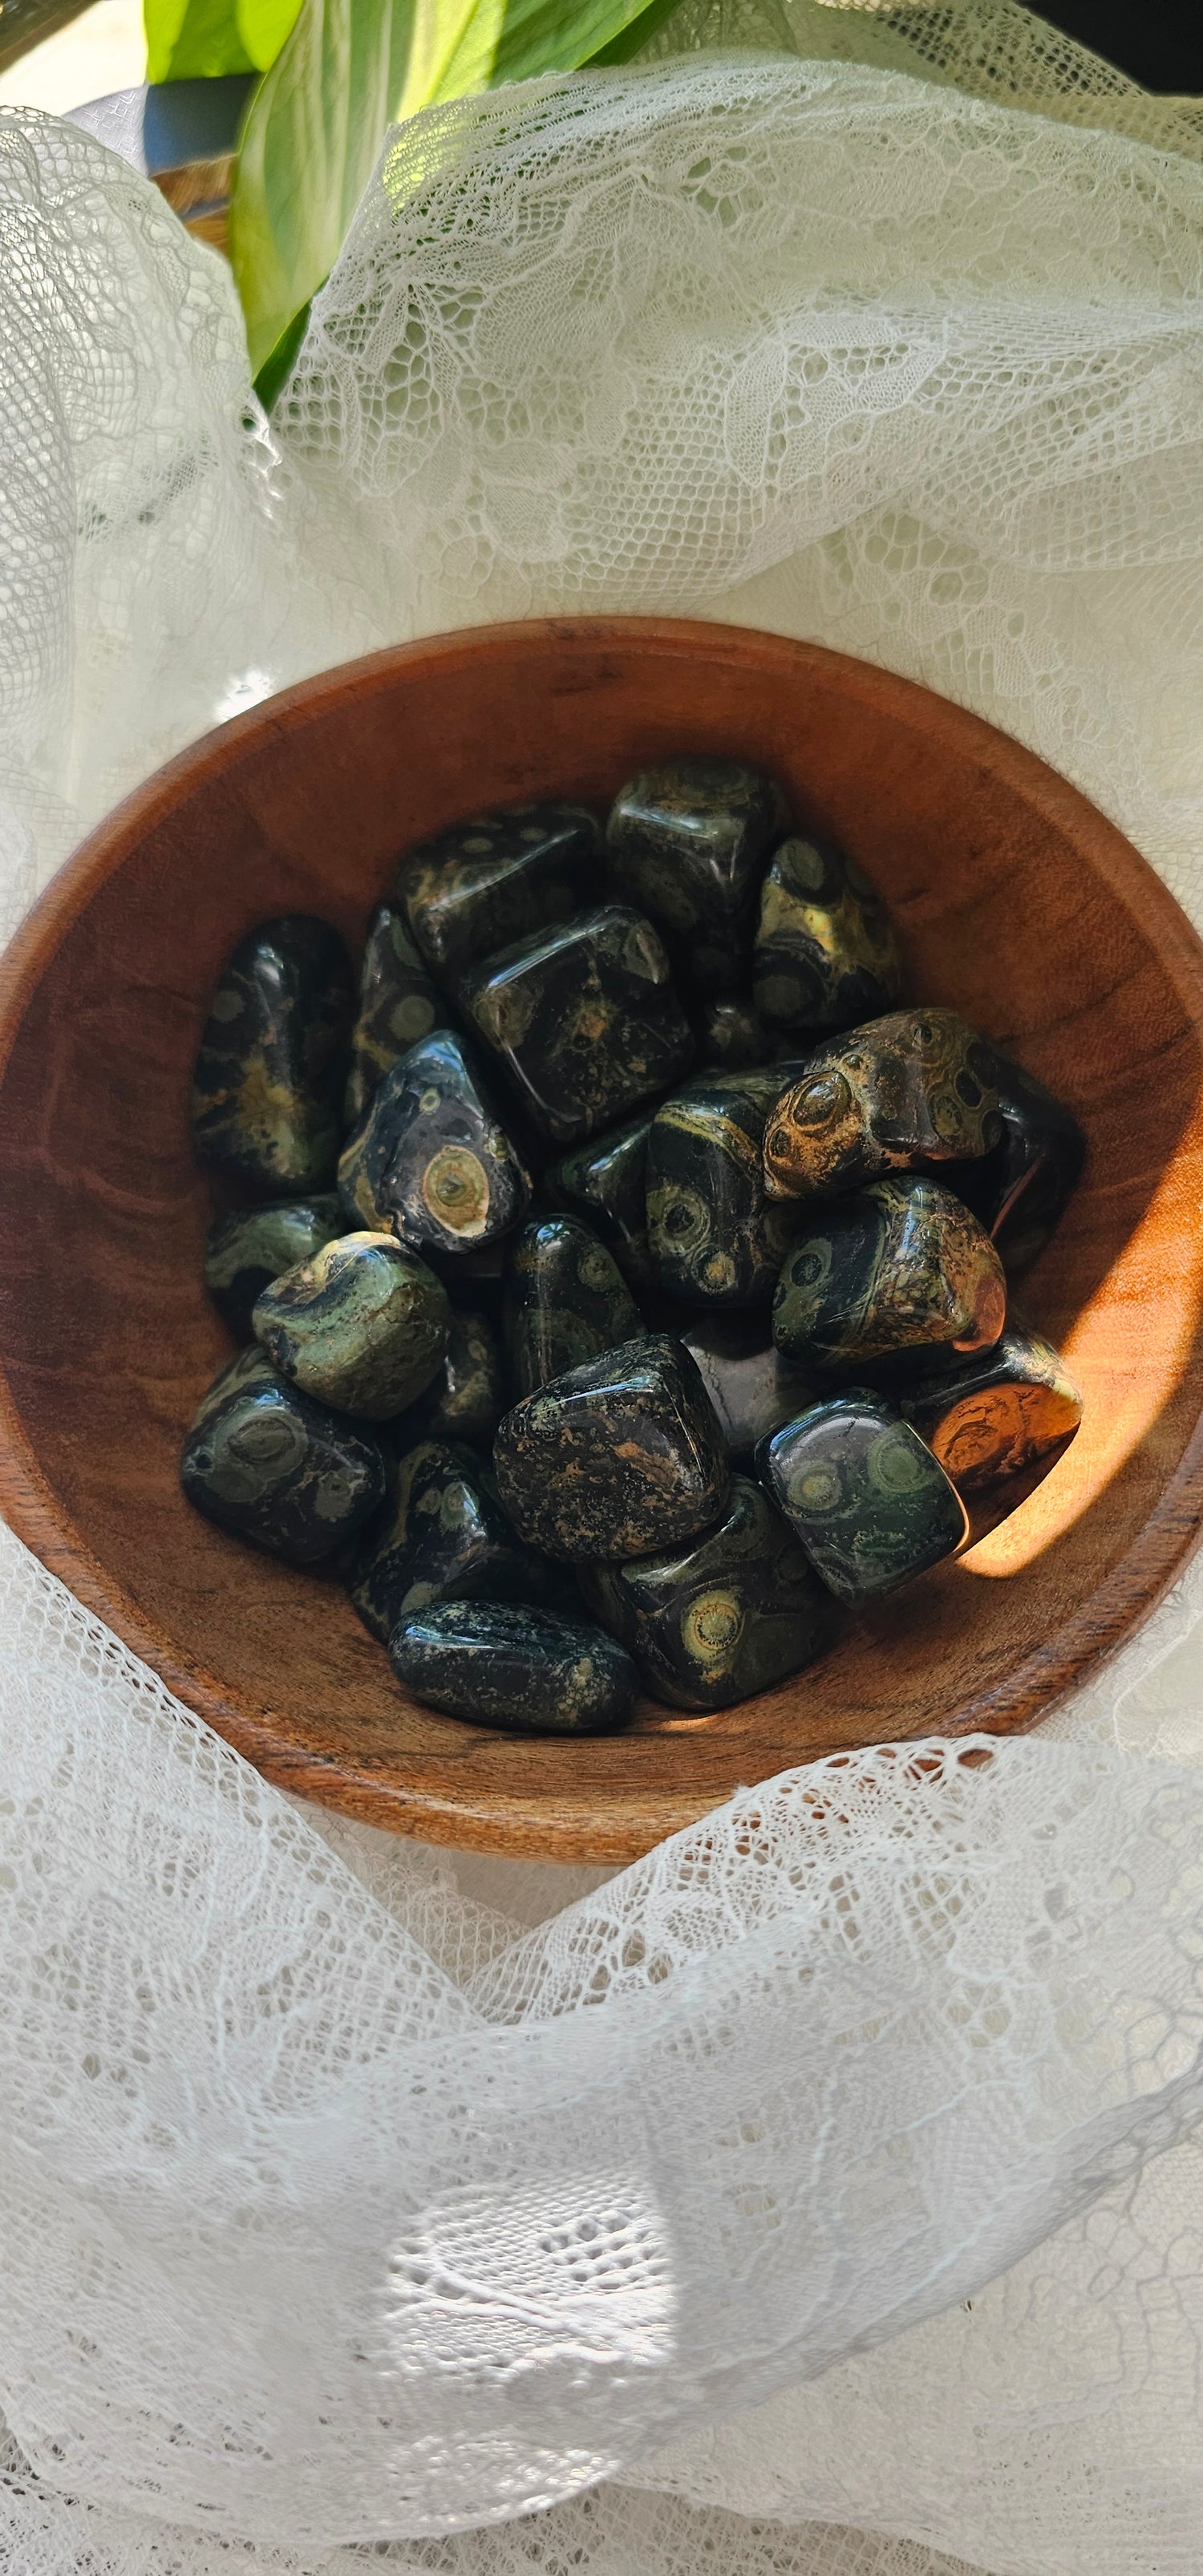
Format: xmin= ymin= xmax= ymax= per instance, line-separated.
xmin=753 ymin=835 xmax=901 ymax=1035
xmin=347 ymin=1436 xmax=555 ymax=1642
xmin=190 ymin=916 xmax=354 ymax=1195
xmin=399 ymin=802 xmax=601 ymax=982
xmin=679 ymin=1312 xmax=819 ymax=1464
xmin=902 ymin=1322 xmax=1083 ymax=1541
xmin=203 ymin=1196 xmax=343 ymax=1340
xmin=504 ymin=1217 xmax=642 ymax=1398
xmin=389 ymin=1600 xmax=639 ymax=1734
xmin=180 ymin=1347 xmax=388 ymax=1562
xmin=494 ymin=1333 xmax=729 ymax=1562
xmin=647 ymin=1068 xmax=804 ymax=1306
xmin=393 ymin=1306 xmax=504 ymax=1448
xmin=547 ymin=1112 xmax=656 ymax=1287
xmin=772 ymin=1177 xmax=1006 ymax=1375
xmin=606 ymin=757 xmax=783 ymax=993
xmin=954 ymin=1050 xmax=1086 ymax=1274
xmin=338 ymin=1030 xmax=531 ymax=1254
xmin=252 ymin=1233 xmax=450 ymax=1419
xmin=460 ymin=905 xmax=693 ymax=1145
xmin=694 ymin=994 xmax=775 ymax=1072
xmin=764 ymin=1008 xmax=1003 ymax=1203
xmin=759 ymin=1390 xmax=967 ymax=1602
xmin=581 ymin=1475 xmax=832 ymax=1711
xmin=345 ymin=901 xmax=445 ymax=1126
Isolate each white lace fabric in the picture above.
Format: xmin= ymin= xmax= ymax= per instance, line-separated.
xmin=1 ymin=10 xmax=1202 ymax=2573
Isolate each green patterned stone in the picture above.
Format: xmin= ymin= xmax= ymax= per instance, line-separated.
xmin=606 ymin=757 xmax=783 ymax=993
xmin=504 ymin=1217 xmax=642 ymax=1398
xmin=494 ymin=1333 xmax=729 ymax=1562
xmin=180 ymin=1347 xmax=388 ymax=1563
xmin=203 ymin=1196 xmax=343 ymax=1340
xmin=547 ymin=1112 xmax=656 ymax=1287
xmin=772 ymin=1176 xmax=1006 ymax=1375
xmin=581 ymin=1475 xmax=832 ymax=1711
xmin=399 ymin=801 xmax=601 ymax=981
xmin=389 ymin=1600 xmax=639 ymax=1735
xmin=646 ymin=1069 xmax=803 ymax=1306
xmin=393 ymin=1306 xmax=504 ymax=1448
xmin=190 ymin=915 xmax=354 ymax=1194
xmin=764 ymin=1007 xmax=1003 ymax=1204
xmin=902 ymin=1322 xmax=1083 ymax=1541
xmin=345 ymin=900 xmax=444 ymax=1125
xmin=459 ymin=905 xmax=693 ymax=1145
xmin=694 ymin=994 xmax=774 ymax=1073
xmin=680 ymin=1312 xmax=819 ymax=1464
xmin=338 ymin=1030 xmax=532 ymax=1254
xmin=759 ymin=1390 xmax=967 ymax=1602
xmin=752 ymin=834 xmax=901 ymax=1035
xmin=347 ymin=1436 xmax=555 ymax=1642
xmin=953 ymin=1049 xmax=1086 ymax=1274
xmin=252 ymin=1233 xmax=450 ymax=1419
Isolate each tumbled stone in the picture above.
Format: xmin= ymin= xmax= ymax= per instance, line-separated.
xmin=504 ymin=1217 xmax=642 ymax=1398
xmin=902 ymin=1322 xmax=1084 ymax=1540
xmin=203 ymin=1196 xmax=342 ymax=1340
xmin=345 ymin=900 xmax=444 ymax=1126
xmin=772 ymin=1176 xmax=1006 ymax=1374
xmin=694 ymin=993 xmax=774 ymax=1073
xmin=338 ymin=1030 xmax=531 ymax=1254
xmin=395 ymin=1306 xmax=504 ymax=1448
xmin=494 ymin=1333 xmax=729 ymax=1561
xmin=954 ymin=1050 xmax=1086 ymax=1274
xmin=752 ymin=834 xmax=901 ymax=1035
xmin=764 ymin=1007 xmax=1003 ymax=1202
xmin=647 ymin=1068 xmax=804 ymax=1306
xmin=180 ymin=1347 xmax=388 ymax=1562
xmin=191 ymin=915 xmax=354 ymax=1194
xmin=606 ymin=756 xmax=783 ymax=993
xmin=460 ymin=905 xmax=693 ymax=1144
xmin=399 ymin=801 xmax=601 ymax=982
xmin=759 ymin=1390 xmax=967 ymax=1602
xmin=347 ymin=1436 xmax=551 ymax=1642
xmin=581 ymin=1475 xmax=832 ymax=1711
xmin=679 ymin=1312 xmax=819 ymax=1464
xmin=548 ymin=1112 xmax=656 ymax=1286
xmin=389 ymin=1600 xmax=639 ymax=1735
xmin=252 ymin=1233 xmax=450 ymax=1420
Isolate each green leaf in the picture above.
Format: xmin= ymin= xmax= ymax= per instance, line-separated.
xmin=144 ymin=0 xmax=302 ymax=84
xmin=230 ymin=0 xmax=679 ymax=382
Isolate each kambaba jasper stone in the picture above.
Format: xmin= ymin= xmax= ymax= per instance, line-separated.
xmin=772 ymin=1176 xmax=1007 ymax=1375
xmin=902 ymin=1322 xmax=1083 ymax=1541
xmin=180 ymin=1347 xmax=388 ymax=1563
xmin=203 ymin=1196 xmax=343 ymax=1340
xmin=764 ymin=1007 xmax=1002 ymax=1202
xmin=459 ymin=904 xmax=693 ymax=1144
xmin=548 ymin=1112 xmax=656 ymax=1286
xmin=393 ymin=1305 xmax=504 ymax=1448
xmin=191 ymin=915 xmax=354 ymax=1194
xmin=390 ymin=1600 xmax=639 ymax=1735
xmin=679 ymin=1311 xmax=818 ymax=1464
xmin=694 ymin=993 xmax=775 ymax=1073
xmin=347 ymin=1436 xmax=557 ymax=1642
xmin=646 ymin=1067 xmax=804 ymax=1306
xmin=752 ymin=835 xmax=901 ymax=1035
xmin=338 ymin=1029 xmax=531 ymax=1254
xmin=581 ymin=1475 xmax=832 ymax=1711
xmin=954 ymin=1049 xmax=1086 ymax=1274
xmin=759 ymin=1390 xmax=968 ymax=1602
xmin=399 ymin=801 xmax=601 ymax=981
xmin=606 ymin=755 xmax=784 ymax=993
xmin=345 ymin=900 xmax=444 ymax=1126
xmin=504 ymin=1217 xmax=642 ymax=1398
xmin=252 ymin=1233 xmax=451 ymax=1420
xmin=494 ymin=1333 xmax=729 ymax=1561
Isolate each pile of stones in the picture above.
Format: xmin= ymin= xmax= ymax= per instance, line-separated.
xmin=181 ymin=758 xmax=1084 ymax=1734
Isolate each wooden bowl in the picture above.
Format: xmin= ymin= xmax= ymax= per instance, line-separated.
xmin=2 ymin=618 xmax=1202 ymax=1865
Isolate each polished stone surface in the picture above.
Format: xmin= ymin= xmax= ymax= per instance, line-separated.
xmin=772 ymin=1175 xmax=1007 ymax=1373
xmin=348 ymin=1435 xmax=550 ymax=1642
xmin=581 ymin=1474 xmax=832 ymax=1711
xmin=504 ymin=1216 xmax=641 ymax=1397
xmin=399 ymin=801 xmax=601 ymax=981
xmin=606 ymin=756 xmax=783 ymax=993
xmin=389 ymin=1599 xmax=639 ymax=1734
xmin=395 ymin=1305 xmax=504 ymax=1448
xmin=903 ymin=1321 xmax=1084 ymax=1539
xmin=460 ymin=905 xmax=693 ymax=1144
xmin=679 ymin=1311 xmax=819 ymax=1464
xmin=752 ymin=833 xmax=901 ymax=1034
xmin=338 ymin=1029 xmax=531 ymax=1254
xmin=764 ymin=1007 xmax=1003 ymax=1201
xmin=494 ymin=1332 xmax=729 ymax=1561
xmin=190 ymin=914 xmax=354 ymax=1194
xmin=955 ymin=1049 xmax=1086 ymax=1274
xmin=646 ymin=1067 xmax=803 ymax=1306
xmin=759 ymin=1389 xmax=968 ymax=1601
xmin=548 ymin=1111 xmax=656 ymax=1286
xmin=203 ymin=1195 xmax=342 ymax=1339
xmin=693 ymin=993 xmax=774 ymax=1072
xmin=345 ymin=899 xmax=444 ymax=1126
xmin=180 ymin=1347 xmax=388 ymax=1562
xmin=252 ymin=1233 xmax=451 ymax=1419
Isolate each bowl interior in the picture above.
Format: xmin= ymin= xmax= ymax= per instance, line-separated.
xmin=2 ymin=618 xmax=1202 ymax=1863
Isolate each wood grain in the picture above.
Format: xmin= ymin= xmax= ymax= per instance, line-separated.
xmin=2 ymin=618 xmax=1202 ymax=1864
